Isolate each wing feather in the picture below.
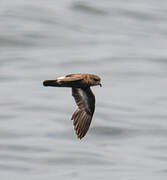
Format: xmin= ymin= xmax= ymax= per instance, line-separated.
xmin=58 ymin=74 xmax=84 ymax=82
xmin=43 ymin=74 xmax=83 ymax=87
xmin=71 ymin=87 xmax=95 ymax=139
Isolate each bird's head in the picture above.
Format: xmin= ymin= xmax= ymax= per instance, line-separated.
xmin=89 ymin=74 xmax=102 ymax=87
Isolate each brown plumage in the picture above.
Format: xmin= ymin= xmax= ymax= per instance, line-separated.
xmin=43 ymin=73 xmax=102 ymax=139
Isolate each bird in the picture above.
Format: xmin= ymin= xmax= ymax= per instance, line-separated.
xmin=43 ymin=73 xmax=102 ymax=139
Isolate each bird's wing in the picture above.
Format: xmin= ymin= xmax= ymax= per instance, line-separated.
xmin=71 ymin=87 xmax=95 ymax=139
xmin=43 ymin=74 xmax=84 ymax=87
xmin=57 ymin=74 xmax=84 ymax=82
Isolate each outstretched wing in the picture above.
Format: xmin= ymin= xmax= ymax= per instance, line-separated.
xmin=43 ymin=74 xmax=84 ymax=87
xmin=71 ymin=87 xmax=95 ymax=139
xmin=57 ymin=74 xmax=84 ymax=82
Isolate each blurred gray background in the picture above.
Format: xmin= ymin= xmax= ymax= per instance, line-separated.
xmin=0 ymin=0 xmax=167 ymax=179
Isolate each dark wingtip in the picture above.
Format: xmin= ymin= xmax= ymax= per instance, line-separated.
xmin=77 ymin=134 xmax=84 ymax=140
xmin=43 ymin=80 xmax=49 ymax=86
xmin=43 ymin=79 xmax=60 ymax=87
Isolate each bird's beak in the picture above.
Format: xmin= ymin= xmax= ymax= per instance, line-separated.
xmin=99 ymin=83 xmax=102 ymax=87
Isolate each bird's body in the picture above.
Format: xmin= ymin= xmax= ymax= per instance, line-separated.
xmin=43 ymin=73 xmax=101 ymax=139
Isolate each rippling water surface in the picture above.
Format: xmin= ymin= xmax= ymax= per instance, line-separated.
xmin=1 ymin=0 xmax=167 ymax=179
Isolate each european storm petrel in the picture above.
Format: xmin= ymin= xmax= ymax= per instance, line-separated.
xmin=43 ymin=73 xmax=102 ymax=139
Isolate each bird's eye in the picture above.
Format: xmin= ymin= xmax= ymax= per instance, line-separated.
xmin=94 ymin=78 xmax=99 ymax=81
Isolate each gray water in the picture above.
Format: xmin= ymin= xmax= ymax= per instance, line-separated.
xmin=1 ymin=0 xmax=167 ymax=179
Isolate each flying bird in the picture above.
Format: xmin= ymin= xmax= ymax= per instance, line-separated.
xmin=43 ymin=73 xmax=102 ymax=139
